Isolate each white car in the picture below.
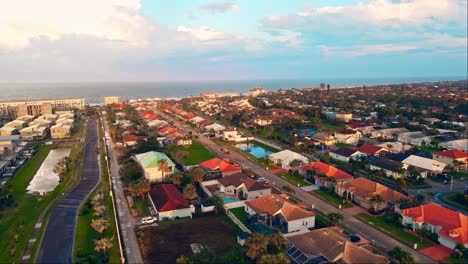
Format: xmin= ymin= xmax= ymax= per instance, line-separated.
xmin=257 ymin=177 xmax=269 ymax=184
xmin=141 ymin=216 xmax=157 ymax=225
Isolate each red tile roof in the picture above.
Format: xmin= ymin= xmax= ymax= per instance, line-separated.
xmin=301 ymin=162 xmax=353 ymax=181
xmin=347 ymin=122 xmax=367 ymax=129
xmin=148 ymin=184 xmax=189 ymax=212
xmin=199 ymin=157 xmax=242 ymax=174
xmin=123 ymin=134 xmax=147 ymax=144
xmin=245 ymin=194 xmax=314 ymax=221
xmin=158 ymin=126 xmax=178 ymax=134
xmin=400 ymin=203 xmax=468 ymax=245
xmin=355 ymin=144 xmax=385 ymax=155
xmin=336 ymin=129 xmax=358 ymax=135
xmin=433 ymin=149 xmax=468 ymax=160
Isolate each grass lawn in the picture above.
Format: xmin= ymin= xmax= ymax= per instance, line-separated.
xmin=335 ymin=143 xmax=353 ymax=148
xmin=439 ymin=192 xmax=468 ymax=211
xmin=313 ymin=189 xmax=353 ymax=208
xmin=251 ymin=128 xmax=287 ymax=140
xmin=168 ymin=141 xmax=215 ymax=165
xmin=133 ymin=197 xmax=149 ymax=216
xmin=320 ymin=120 xmax=344 ymax=132
xmin=74 ymin=117 xmax=120 ymax=264
xmin=444 ymin=257 xmax=468 ymax=264
xmin=229 ymin=207 xmax=247 ymax=224
xmin=140 ymin=215 xmax=240 ymax=263
xmin=278 ymin=172 xmax=310 ymax=187
xmin=358 ymin=213 xmax=432 ymax=248
xmin=419 ymin=145 xmax=444 ymax=153
xmin=313 ymin=210 xmax=331 ymax=229
xmin=451 ymin=171 xmax=466 ymax=180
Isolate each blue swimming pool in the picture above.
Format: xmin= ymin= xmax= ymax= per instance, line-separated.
xmin=237 ymin=144 xmax=274 ymax=159
xmin=223 ymin=197 xmax=236 ymax=203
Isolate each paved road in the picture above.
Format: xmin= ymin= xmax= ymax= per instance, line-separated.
xmin=160 ymin=111 xmax=436 ymax=264
xmin=103 ymin=113 xmax=144 ymax=264
xmin=36 ymin=118 xmax=100 ymax=264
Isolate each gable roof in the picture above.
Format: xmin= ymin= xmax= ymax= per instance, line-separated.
xmin=135 ymin=151 xmax=175 ymax=169
xmin=329 ymin=148 xmax=359 ymax=158
xmin=301 ymin=162 xmax=353 ymax=181
xmin=433 ymin=149 xmax=468 ymax=160
xmin=369 ymin=157 xmax=405 ymax=172
xmin=148 ymin=184 xmax=189 ymax=212
xmin=400 ymin=203 xmax=467 ymax=245
xmin=245 ymin=194 xmax=314 ymax=221
xmin=268 ymin=149 xmax=308 ymax=166
xmin=199 ymin=157 xmax=242 ymax=173
xmin=123 ymin=134 xmax=147 ymax=143
xmin=355 ymin=144 xmax=385 ymax=155
xmin=401 ymin=155 xmax=447 ymax=172
xmin=337 ymin=177 xmax=408 ymax=204
xmin=217 ymin=173 xmax=270 ymax=192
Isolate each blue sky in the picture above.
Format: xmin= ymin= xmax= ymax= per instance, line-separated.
xmin=0 ymin=0 xmax=466 ymax=81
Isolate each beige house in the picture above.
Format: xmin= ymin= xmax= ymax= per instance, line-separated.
xmin=51 ymin=124 xmax=71 ymax=139
xmin=334 ymin=129 xmax=361 ymax=146
xmin=104 ymin=96 xmax=120 ymax=106
xmin=55 ymin=118 xmax=74 ymax=128
xmin=0 ymin=127 xmax=17 ymax=136
xmin=336 ymin=112 xmax=353 ymax=122
xmin=135 ymin=151 xmax=176 ymax=182
xmin=3 ymin=120 xmax=26 ymax=130
xmin=19 ymin=125 xmax=47 ymax=141
xmin=217 ymin=173 xmax=271 ymax=200
xmin=29 ymin=119 xmax=53 ymax=128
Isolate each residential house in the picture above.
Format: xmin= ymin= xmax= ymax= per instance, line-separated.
xmin=370 ymin=128 xmax=406 ymax=139
xmin=204 ymin=123 xmax=226 ymax=134
xmin=164 ymin=132 xmax=192 ymax=146
xmin=55 ymin=118 xmax=74 ymax=128
xmin=148 ymin=184 xmax=192 ymax=220
xmin=369 ymin=157 xmax=407 ymax=178
xmin=19 ymin=125 xmax=47 ymax=141
xmin=245 ymin=194 xmax=315 ymax=233
xmin=147 ymin=119 xmax=168 ymax=128
xmin=253 ymin=116 xmax=273 ymax=126
xmin=158 ymin=126 xmax=178 ymax=136
xmin=268 ymin=150 xmax=309 ymax=170
xmin=311 ymin=133 xmax=336 ymax=146
xmin=334 ymin=129 xmax=361 ymax=146
xmin=3 ymin=120 xmax=26 ymax=130
xmin=196 ymin=119 xmax=213 ymax=129
xmin=440 ymin=139 xmax=468 ymax=152
xmin=16 ymin=115 xmax=34 ymax=122
xmin=29 ymin=118 xmax=52 ymax=128
xmin=135 ymin=151 xmax=176 ymax=182
xmin=398 ymin=132 xmax=431 ymax=146
xmin=199 ymin=157 xmax=242 ymax=177
xmin=222 ymin=128 xmax=248 ymax=142
xmin=329 ymin=148 xmax=365 ymax=163
xmin=355 ymin=144 xmax=387 ymax=157
xmin=335 ymin=177 xmax=408 ymax=211
xmin=400 ymin=203 xmax=467 ymax=249
xmin=123 ymin=134 xmax=148 ymax=147
xmin=286 ymin=227 xmax=389 ymax=264
xmin=401 ymin=155 xmax=447 ymax=177
xmin=217 ymin=173 xmax=271 ymax=200
xmin=189 ymin=116 xmax=205 ymax=124
xmin=433 ymin=150 xmax=467 ymax=171
xmin=377 ymin=141 xmax=406 ymax=153
xmin=0 ymin=127 xmax=17 ymax=136
xmin=50 ymin=124 xmax=71 ymax=139
xmin=300 ymin=162 xmax=353 ymax=187
xmin=335 ymin=112 xmax=353 ymax=122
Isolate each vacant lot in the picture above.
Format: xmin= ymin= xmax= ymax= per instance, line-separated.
xmin=140 ymin=215 xmax=239 ymax=263
xmin=168 ymin=141 xmax=215 ymax=165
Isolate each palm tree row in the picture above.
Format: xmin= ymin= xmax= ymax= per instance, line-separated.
xmin=89 ymin=189 xmax=114 ymax=259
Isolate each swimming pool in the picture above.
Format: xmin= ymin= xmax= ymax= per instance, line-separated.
xmin=223 ymin=197 xmax=236 ymax=203
xmin=237 ymin=144 xmax=274 ymax=159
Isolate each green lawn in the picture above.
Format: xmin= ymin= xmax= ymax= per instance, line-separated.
xmin=229 ymin=207 xmax=247 ymax=224
xmin=320 ymin=120 xmax=344 ymax=132
xmin=278 ymin=172 xmax=310 ymax=187
xmin=168 ymin=141 xmax=215 ymax=165
xmin=439 ymin=192 xmax=468 ymax=211
xmin=313 ymin=189 xmax=353 ymax=208
xmin=419 ymin=145 xmax=444 ymax=153
xmin=313 ymin=210 xmax=331 ymax=229
xmin=451 ymin=171 xmax=466 ymax=180
xmin=358 ymin=213 xmax=432 ymax=248
xmin=71 ymin=118 xmax=85 ymax=139
xmin=251 ymin=128 xmax=287 ymax=140
xmin=74 ymin=117 xmax=120 ymax=263
xmin=133 ymin=197 xmax=149 ymax=216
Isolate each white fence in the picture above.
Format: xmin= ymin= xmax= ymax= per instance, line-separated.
xmin=225 ymin=209 xmax=251 ymax=234
xmin=223 ymin=200 xmax=246 ymax=210
xmin=200 ymin=180 xmax=219 ymax=197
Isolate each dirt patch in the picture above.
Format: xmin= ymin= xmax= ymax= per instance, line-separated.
xmin=140 ymin=214 xmax=239 ymax=263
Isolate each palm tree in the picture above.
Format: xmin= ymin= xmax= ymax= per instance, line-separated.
xmin=93 ymin=204 xmax=107 ymax=217
xmin=183 ymin=184 xmax=197 ymax=200
xmin=189 ymin=167 xmax=205 ymax=184
xmin=387 ymin=143 xmax=394 ymax=153
xmin=94 ymin=236 xmax=114 ymax=257
xmin=245 ymin=233 xmax=269 ymax=260
xmin=171 ymin=173 xmax=182 ymax=187
xmin=388 ymin=246 xmax=414 ymax=264
xmin=268 ymin=233 xmax=287 ymax=252
xmin=208 ymin=194 xmax=224 ymax=214
xmin=91 ymin=190 xmax=105 ymax=206
xmin=157 ymin=159 xmax=169 ymax=181
xmin=258 ymin=253 xmax=290 ymax=264
xmin=128 ymin=178 xmax=151 ymax=201
xmin=91 ymin=218 xmax=110 ymax=238
xmin=369 ymin=194 xmax=385 ymax=211
xmin=289 ymin=159 xmax=304 ymax=173
xmin=327 ymin=213 xmax=344 ymax=226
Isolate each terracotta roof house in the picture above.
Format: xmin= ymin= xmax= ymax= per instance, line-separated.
xmin=122 ymin=134 xmax=148 ymax=147
xmin=148 ymin=184 xmax=192 ymax=220
xmin=433 ymin=150 xmax=467 ymax=171
xmin=196 ymin=119 xmax=213 ymax=129
xmin=158 ymin=126 xmax=178 ymax=136
xmin=300 ymin=162 xmax=353 ymax=187
xmin=355 ymin=144 xmax=387 ymax=157
xmin=400 ymin=203 xmax=467 ymax=249
xmin=286 ymin=227 xmax=389 ymax=264
xmin=336 ymin=177 xmax=408 ymax=211
xmin=329 ymin=148 xmax=366 ymax=163
xmin=244 ymin=194 xmax=315 ymax=233
xmin=199 ymin=157 xmax=242 ymax=177
xmin=217 ymin=173 xmax=271 ymax=200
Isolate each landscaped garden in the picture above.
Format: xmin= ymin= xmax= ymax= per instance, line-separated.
xmin=168 ymin=141 xmax=215 ymax=165
xmin=358 ymin=213 xmax=432 ymax=249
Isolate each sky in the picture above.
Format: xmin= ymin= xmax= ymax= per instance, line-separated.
xmin=0 ymin=0 xmax=466 ymax=82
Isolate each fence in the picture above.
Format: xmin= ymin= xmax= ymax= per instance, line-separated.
xmin=225 ymin=209 xmax=251 ymax=234
xmin=252 ymin=137 xmax=282 ymax=150
xmin=223 ymin=200 xmax=246 ymax=210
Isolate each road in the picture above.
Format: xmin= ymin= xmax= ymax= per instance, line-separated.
xmin=159 ymin=110 xmax=436 ymax=264
xmin=36 ymin=118 xmax=100 ymax=263
xmin=103 ymin=113 xmax=144 ymax=264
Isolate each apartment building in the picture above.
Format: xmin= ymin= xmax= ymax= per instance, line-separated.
xmin=0 ymin=98 xmax=85 ymax=118
xmin=104 ymin=96 xmax=120 ymax=106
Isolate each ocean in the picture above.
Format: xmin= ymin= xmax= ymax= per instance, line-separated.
xmin=0 ymin=76 xmax=464 ymax=104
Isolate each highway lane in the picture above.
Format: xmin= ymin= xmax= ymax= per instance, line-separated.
xmin=159 ymin=110 xmax=436 ymax=264
xmin=36 ymin=118 xmax=100 ymax=264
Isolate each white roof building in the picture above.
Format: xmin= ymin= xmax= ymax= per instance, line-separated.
xmin=204 ymin=123 xmax=226 ymax=132
xmin=268 ymin=149 xmax=309 ymax=170
xmin=402 ymin=155 xmax=447 ymax=174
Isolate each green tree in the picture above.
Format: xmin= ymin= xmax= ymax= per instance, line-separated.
xmin=369 ymin=194 xmax=385 ymax=211
xmin=327 ymin=212 xmax=344 ymax=226
xmin=91 ymin=218 xmax=110 ymax=238
xmin=183 ymin=184 xmax=197 ymax=200
xmin=93 ymin=236 xmax=114 ymax=257
xmin=245 ymin=233 xmax=269 ymax=260
xmin=258 ymin=253 xmax=290 ymax=264
xmin=128 ymin=177 xmax=151 ymax=201
xmin=388 ymin=247 xmax=414 ymax=264
xmin=208 ymin=194 xmax=224 ymax=214
xmin=189 ymin=167 xmax=206 ymax=183
xmin=157 ymin=159 xmax=170 ymax=182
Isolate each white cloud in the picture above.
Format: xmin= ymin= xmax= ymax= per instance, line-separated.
xmin=177 ymin=26 xmax=226 ymax=43
xmin=319 ymin=44 xmax=418 ymax=57
xmin=200 ymin=1 xmax=240 ymax=13
xmin=423 ymin=33 xmax=467 ymax=48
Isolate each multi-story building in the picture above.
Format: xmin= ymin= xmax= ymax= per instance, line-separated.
xmin=0 ymin=98 xmax=85 ymax=119
xmin=104 ymin=96 xmax=120 ymax=106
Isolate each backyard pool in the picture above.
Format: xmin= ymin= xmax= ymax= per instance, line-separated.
xmin=237 ymin=143 xmax=274 ymax=159
xmin=223 ymin=197 xmax=236 ymax=203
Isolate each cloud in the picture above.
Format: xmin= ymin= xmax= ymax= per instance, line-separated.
xmin=319 ymin=44 xmax=418 ymax=57
xmin=177 ymin=26 xmax=227 ymax=43
xmin=200 ymin=1 xmax=239 ymax=14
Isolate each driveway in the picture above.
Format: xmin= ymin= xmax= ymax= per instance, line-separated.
xmin=36 ymin=118 xmax=100 ymax=263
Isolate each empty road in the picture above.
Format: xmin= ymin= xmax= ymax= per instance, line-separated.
xmin=36 ymin=118 xmax=100 ymax=263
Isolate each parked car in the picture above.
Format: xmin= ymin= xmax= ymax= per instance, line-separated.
xmin=345 ymin=233 xmax=361 ymax=243
xmin=141 ymin=216 xmax=157 ymax=225
xmin=257 ymin=177 xmax=269 ymax=184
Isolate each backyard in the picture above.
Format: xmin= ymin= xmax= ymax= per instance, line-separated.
xmin=358 ymin=213 xmax=432 ymax=249
xmin=168 ymin=141 xmax=215 ymax=165
xmin=313 ymin=189 xmax=353 ymax=208
xmin=229 ymin=207 xmax=247 ymax=224
xmin=140 ymin=215 xmax=240 ymax=263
